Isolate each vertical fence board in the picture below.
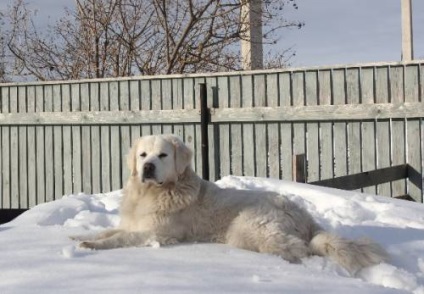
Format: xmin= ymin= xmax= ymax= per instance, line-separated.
xmin=218 ymin=76 xmax=230 ymax=178
xmin=292 ymin=72 xmax=306 ymax=160
xmin=253 ymin=74 xmax=267 ymax=177
xmin=375 ymin=67 xmax=391 ymax=196
xmin=360 ymin=68 xmax=377 ymax=195
xmin=206 ymin=77 xmax=217 ymax=180
xmin=71 ymin=84 xmax=82 ymax=193
xmin=332 ymin=69 xmax=348 ymax=178
xmin=229 ymin=76 xmax=243 ymax=177
xmin=130 ymin=80 xmax=141 ymax=143
xmin=120 ymin=80 xmax=131 ymax=185
xmin=151 ymin=79 xmax=162 ymax=136
xmin=18 ymin=87 xmax=28 ymax=208
xmin=27 ymin=86 xmax=36 ymax=207
xmin=90 ymin=83 xmax=101 ymax=193
xmin=100 ymin=82 xmax=111 ymax=192
xmin=172 ymin=79 xmax=185 ymax=166
xmin=53 ymin=84 xmax=63 ymax=199
xmin=36 ymin=86 xmax=46 ymax=204
xmin=81 ymin=83 xmax=92 ymax=194
xmin=194 ymin=77 xmax=204 ymax=177
xmin=183 ymin=78 xmax=197 ymax=173
xmin=266 ymin=73 xmax=280 ymax=179
xmin=389 ymin=66 xmax=407 ymax=196
xmin=62 ymin=84 xmax=73 ymax=196
xmin=318 ymin=70 xmax=333 ymax=181
xmin=305 ymin=71 xmax=319 ymax=182
xmin=161 ymin=79 xmax=173 ymax=136
xmin=405 ymin=65 xmax=421 ymax=201
xmin=110 ymin=81 xmax=121 ymax=191
xmin=9 ymin=87 xmax=19 ymax=208
xmin=346 ymin=68 xmax=362 ymax=183
xmin=141 ymin=80 xmax=152 ymax=136
xmin=241 ymin=75 xmax=255 ymax=176
xmin=1 ymin=87 xmax=10 ymax=208
xmin=172 ymin=78 xmax=184 ymax=142
xmin=279 ymin=73 xmax=293 ymax=180
xmin=44 ymin=85 xmax=54 ymax=201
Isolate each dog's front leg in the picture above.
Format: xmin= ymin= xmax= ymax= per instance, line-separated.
xmin=70 ymin=229 xmax=123 ymax=242
xmin=79 ymin=231 xmax=178 ymax=250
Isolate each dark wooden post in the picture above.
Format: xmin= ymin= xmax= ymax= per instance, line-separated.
xmin=293 ymin=154 xmax=306 ymax=183
xmin=199 ymin=83 xmax=210 ymax=181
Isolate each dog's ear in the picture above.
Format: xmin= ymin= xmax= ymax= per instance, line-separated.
xmin=167 ymin=136 xmax=192 ymax=175
xmin=127 ymin=139 xmax=140 ymax=177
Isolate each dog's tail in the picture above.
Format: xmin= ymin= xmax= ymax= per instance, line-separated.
xmin=309 ymin=231 xmax=388 ymax=274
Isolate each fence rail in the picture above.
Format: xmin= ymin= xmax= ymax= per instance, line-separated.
xmin=1 ymin=60 xmax=423 ymax=209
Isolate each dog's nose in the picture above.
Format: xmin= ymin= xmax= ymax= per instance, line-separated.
xmin=143 ymin=163 xmax=156 ymax=179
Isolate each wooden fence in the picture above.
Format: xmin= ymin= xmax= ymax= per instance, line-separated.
xmin=0 ymin=60 xmax=423 ymax=209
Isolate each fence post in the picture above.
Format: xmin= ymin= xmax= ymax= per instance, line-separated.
xmin=293 ymin=154 xmax=306 ymax=183
xmin=199 ymin=83 xmax=210 ymax=181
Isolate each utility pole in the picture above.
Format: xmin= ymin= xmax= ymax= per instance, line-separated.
xmin=401 ymin=0 xmax=414 ymax=61
xmin=240 ymin=0 xmax=263 ymax=70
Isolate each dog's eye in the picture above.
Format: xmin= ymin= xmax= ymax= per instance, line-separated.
xmin=158 ymin=153 xmax=168 ymax=159
xmin=140 ymin=152 xmax=147 ymax=158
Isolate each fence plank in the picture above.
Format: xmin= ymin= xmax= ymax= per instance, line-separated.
xmin=53 ymin=84 xmax=63 ymax=199
xmin=375 ymin=67 xmax=391 ymax=196
xmin=71 ymin=84 xmax=82 ymax=193
xmin=90 ymin=83 xmax=101 ymax=193
xmin=241 ymin=75 xmax=255 ymax=176
xmin=279 ymin=73 xmax=293 ymax=180
xmin=361 ymin=67 xmax=377 ymax=195
xmin=80 ymin=83 xmax=92 ymax=194
xmin=254 ymin=74 xmax=267 ymax=177
xmin=305 ymin=71 xmax=319 ymax=182
xmin=218 ymin=76 xmax=230 ymax=178
xmin=44 ymin=85 xmax=54 ymax=202
xmin=229 ymin=76 xmax=243 ymax=177
xmin=141 ymin=79 xmax=152 ymax=136
xmin=120 ymin=80 xmax=131 ymax=185
xmin=18 ymin=87 xmax=28 ymax=208
xmin=100 ymin=82 xmax=111 ymax=192
xmin=129 ymin=80 xmax=141 ymax=143
xmin=293 ymin=72 xmax=306 ymax=167
xmin=266 ymin=73 xmax=280 ymax=179
xmin=27 ymin=86 xmax=37 ymax=207
xmin=36 ymin=86 xmax=46 ymax=204
xmin=183 ymin=78 xmax=197 ymax=173
xmin=405 ymin=64 xmax=421 ymax=201
xmin=9 ymin=87 xmax=19 ymax=208
xmin=62 ymin=84 xmax=73 ymax=196
xmin=332 ymin=69 xmax=348 ymax=179
xmin=318 ymin=70 xmax=333 ymax=181
xmin=1 ymin=87 xmax=10 ymax=208
xmin=389 ymin=66 xmax=406 ymax=196
xmin=194 ymin=77 xmax=205 ymax=177
xmin=346 ymin=68 xmax=362 ymax=184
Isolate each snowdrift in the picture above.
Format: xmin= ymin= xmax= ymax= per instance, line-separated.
xmin=1 ymin=176 xmax=423 ymax=293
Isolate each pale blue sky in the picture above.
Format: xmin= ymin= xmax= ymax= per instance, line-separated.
xmin=0 ymin=0 xmax=422 ymax=67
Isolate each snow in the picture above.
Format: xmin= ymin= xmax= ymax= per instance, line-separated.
xmin=1 ymin=176 xmax=424 ymax=293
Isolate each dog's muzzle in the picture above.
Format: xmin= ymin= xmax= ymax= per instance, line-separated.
xmin=142 ymin=162 xmax=156 ymax=182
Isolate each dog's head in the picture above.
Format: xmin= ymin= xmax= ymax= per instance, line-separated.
xmin=127 ymin=135 xmax=192 ymax=186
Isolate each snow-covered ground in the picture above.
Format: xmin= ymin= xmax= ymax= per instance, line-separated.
xmin=1 ymin=176 xmax=424 ymax=294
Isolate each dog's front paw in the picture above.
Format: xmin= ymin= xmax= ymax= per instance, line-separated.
xmin=79 ymin=241 xmax=97 ymax=250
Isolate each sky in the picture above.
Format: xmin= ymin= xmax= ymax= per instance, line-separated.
xmin=0 ymin=0 xmax=423 ymax=67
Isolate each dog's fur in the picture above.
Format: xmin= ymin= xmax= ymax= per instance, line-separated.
xmin=73 ymin=134 xmax=388 ymax=274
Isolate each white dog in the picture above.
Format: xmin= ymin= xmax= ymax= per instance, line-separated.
xmin=73 ymin=134 xmax=388 ymax=274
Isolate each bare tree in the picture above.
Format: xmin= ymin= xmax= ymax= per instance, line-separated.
xmin=0 ymin=11 xmax=8 ymax=82
xmin=5 ymin=0 xmax=302 ymax=81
